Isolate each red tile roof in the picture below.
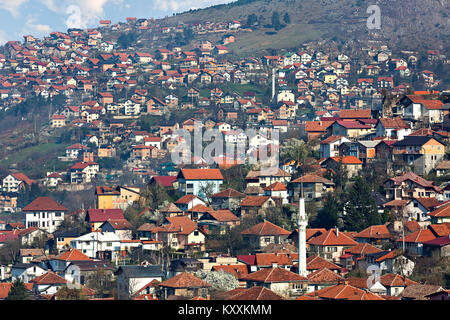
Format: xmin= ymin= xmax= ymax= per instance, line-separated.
xmin=241 ymin=220 xmax=290 ymax=236
xmin=211 ymin=188 xmax=246 ymax=199
xmin=355 ymin=225 xmax=392 ymax=239
xmin=241 ymin=267 xmax=307 ymax=283
xmin=22 ymin=197 xmax=67 ymax=212
xmin=225 ymin=286 xmax=284 ymax=300
xmin=54 ymin=248 xmax=91 ymax=261
xmin=30 ymin=271 xmax=68 ymax=285
xmin=86 ymin=209 xmax=124 ymax=222
xmin=339 ymin=109 xmax=371 ymax=119
xmin=240 ymin=196 xmax=271 ymax=207
xmin=308 ymin=229 xmax=358 ymax=246
xmin=307 ymin=283 xmax=385 ymax=300
xmin=212 ymin=265 xmax=249 ymax=278
xmin=178 ymin=169 xmax=223 ymax=180
xmin=397 ymin=229 xmax=437 ymax=243
xmin=307 ymin=268 xmax=344 ymax=284
xmin=158 ymin=272 xmax=211 ymax=288
xmin=428 ymin=203 xmax=450 ymax=218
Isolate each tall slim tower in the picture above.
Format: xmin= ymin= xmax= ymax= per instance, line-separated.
xmin=298 ymin=194 xmax=308 ymax=277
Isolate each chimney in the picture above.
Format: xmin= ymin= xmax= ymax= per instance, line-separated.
xmin=272 ymin=263 xmax=278 ymax=268
xmin=336 ymin=227 xmax=339 ymax=237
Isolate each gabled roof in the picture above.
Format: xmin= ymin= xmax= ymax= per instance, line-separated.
xmin=397 ymin=229 xmax=436 ymax=243
xmin=328 ymin=156 xmax=363 ymax=165
xmin=158 ymin=272 xmax=211 ymax=288
xmin=428 ymin=203 xmax=450 ymax=218
xmin=308 ymin=229 xmax=358 ymax=246
xmin=345 ymin=242 xmax=383 ymax=256
xmin=379 ymin=274 xmax=418 ymax=287
xmin=225 ymin=286 xmax=284 ymax=300
xmin=394 ymin=136 xmax=442 ymax=147
xmin=202 ymin=209 xmax=239 ymax=222
xmin=240 ymin=220 xmax=290 ymax=236
xmin=307 ymin=283 xmax=385 ymax=300
xmin=263 ymin=182 xmax=287 ymax=191
xmin=30 ymin=271 xmax=68 ymax=285
xmin=211 ymin=188 xmax=246 ymax=199
xmin=355 ymin=225 xmax=392 ymax=239
xmin=305 ymin=255 xmax=342 ymax=271
xmin=54 ymin=248 xmax=91 ymax=261
xmin=101 ymin=219 xmax=132 ymax=230
xmin=239 ymin=196 xmax=271 ymax=207
xmin=241 ymin=267 xmax=307 ymax=283
xmin=307 ymin=268 xmax=344 ymax=284
xmin=175 ymin=194 xmax=203 ymax=205
xmin=212 ymin=265 xmax=248 ymax=278
xmin=22 ymin=197 xmax=67 ymax=212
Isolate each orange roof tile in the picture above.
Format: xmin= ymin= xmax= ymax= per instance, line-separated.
xmin=241 ymin=221 xmax=290 ymax=236
xmin=241 ymin=267 xmax=307 ymax=283
xmin=158 ymin=272 xmax=211 ymax=288
xmin=308 ymin=229 xmax=358 ymax=246
xmin=54 ymin=248 xmax=91 ymax=261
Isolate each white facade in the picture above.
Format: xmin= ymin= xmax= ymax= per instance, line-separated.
xmin=70 ymin=232 xmax=121 ymax=260
xmin=2 ymin=175 xmax=24 ymax=193
xmin=25 ymin=211 xmax=64 ymax=233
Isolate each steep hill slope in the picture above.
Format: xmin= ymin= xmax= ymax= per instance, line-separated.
xmin=167 ymin=0 xmax=449 ymax=55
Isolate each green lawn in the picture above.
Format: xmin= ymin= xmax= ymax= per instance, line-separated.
xmin=1 ymin=142 xmax=68 ymax=176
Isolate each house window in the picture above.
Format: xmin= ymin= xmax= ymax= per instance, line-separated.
xmin=194 ymin=231 xmax=199 ymax=236
xmin=107 ymin=242 xmax=112 ymax=247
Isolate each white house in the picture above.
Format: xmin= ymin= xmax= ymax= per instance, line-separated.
xmin=23 ymin=197 xmax=67 ymax=233
xmin=176 ymin=169 xmax=224 ymax=199
xmin=114 ymin=265 xmax=164 ymax=300
xmin=70 ymin=232 xmax=121 ymax=261
xmin=11 ymin=263 xmax=47 ymax=282
xmin=319 ymin=136 xmax=351 ymax=158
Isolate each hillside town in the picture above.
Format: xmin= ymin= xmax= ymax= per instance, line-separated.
xmin=0 ymin=14 xmax=449 ymax=301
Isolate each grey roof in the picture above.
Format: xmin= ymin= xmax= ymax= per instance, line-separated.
xmin=358 ymin=140 xmax=381 ymax=148
xmin=115 ymin=265 xmax=164 ymax=278
xmin=66 ymin=260 xmax=114 ymax=272
xmin=394 ymin=136 xmax=437 ymax=147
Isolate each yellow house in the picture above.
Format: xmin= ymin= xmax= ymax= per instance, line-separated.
xmin=51 ymin=115 xmax=66 ymax=128
xmin=324 ymin=74 xmax=337 ymax=84
xmin=96 ymin=186 xmax=121 ymax=209
xmin=96 ymin=186 xmax=141 ymax=210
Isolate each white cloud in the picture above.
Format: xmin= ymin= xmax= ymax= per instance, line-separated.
xmin=0 ymin=0 xmax=28 ymax=17
xmin=22 ymin=16 xmax=52 ymax=37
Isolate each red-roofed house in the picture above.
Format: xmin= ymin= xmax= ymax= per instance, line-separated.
xmin=308 ymin=229 xmax=358 ymax=263
xmin=2 ymin=172 xmax=35 ymax=192
xmin=176 ymin=169 xmax=224 ymax=200
xmin=240 ymin=267 xmax=308 ymax=298
xmin=240 ymin=220 xmax=291 ymax=250
xmin=23 ymin=197 xmax=67 ymax=233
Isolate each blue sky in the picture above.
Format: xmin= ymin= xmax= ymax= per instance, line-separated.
xmin=0 ymin=0 xmax=234 ymax=44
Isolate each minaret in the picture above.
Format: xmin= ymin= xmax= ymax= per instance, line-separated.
xmin=298 ymin=188 xmax=308 ymax=277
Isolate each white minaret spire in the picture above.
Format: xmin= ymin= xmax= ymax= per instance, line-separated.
xmin=298 ymin=183 xmax=308 ymax=277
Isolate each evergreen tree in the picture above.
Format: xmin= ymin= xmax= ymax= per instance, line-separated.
xmin=343 ymin=177 xmax=381 ymax=232
xmin=247 ymin=14 xmax=258 ymax=26
xmin=313 ymin=193 xmax=341 ymax=229
xmin=7 ymin=278 xmax=31 ymax=300
xmin=271 ymin=11 xmax=282 ymax=30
